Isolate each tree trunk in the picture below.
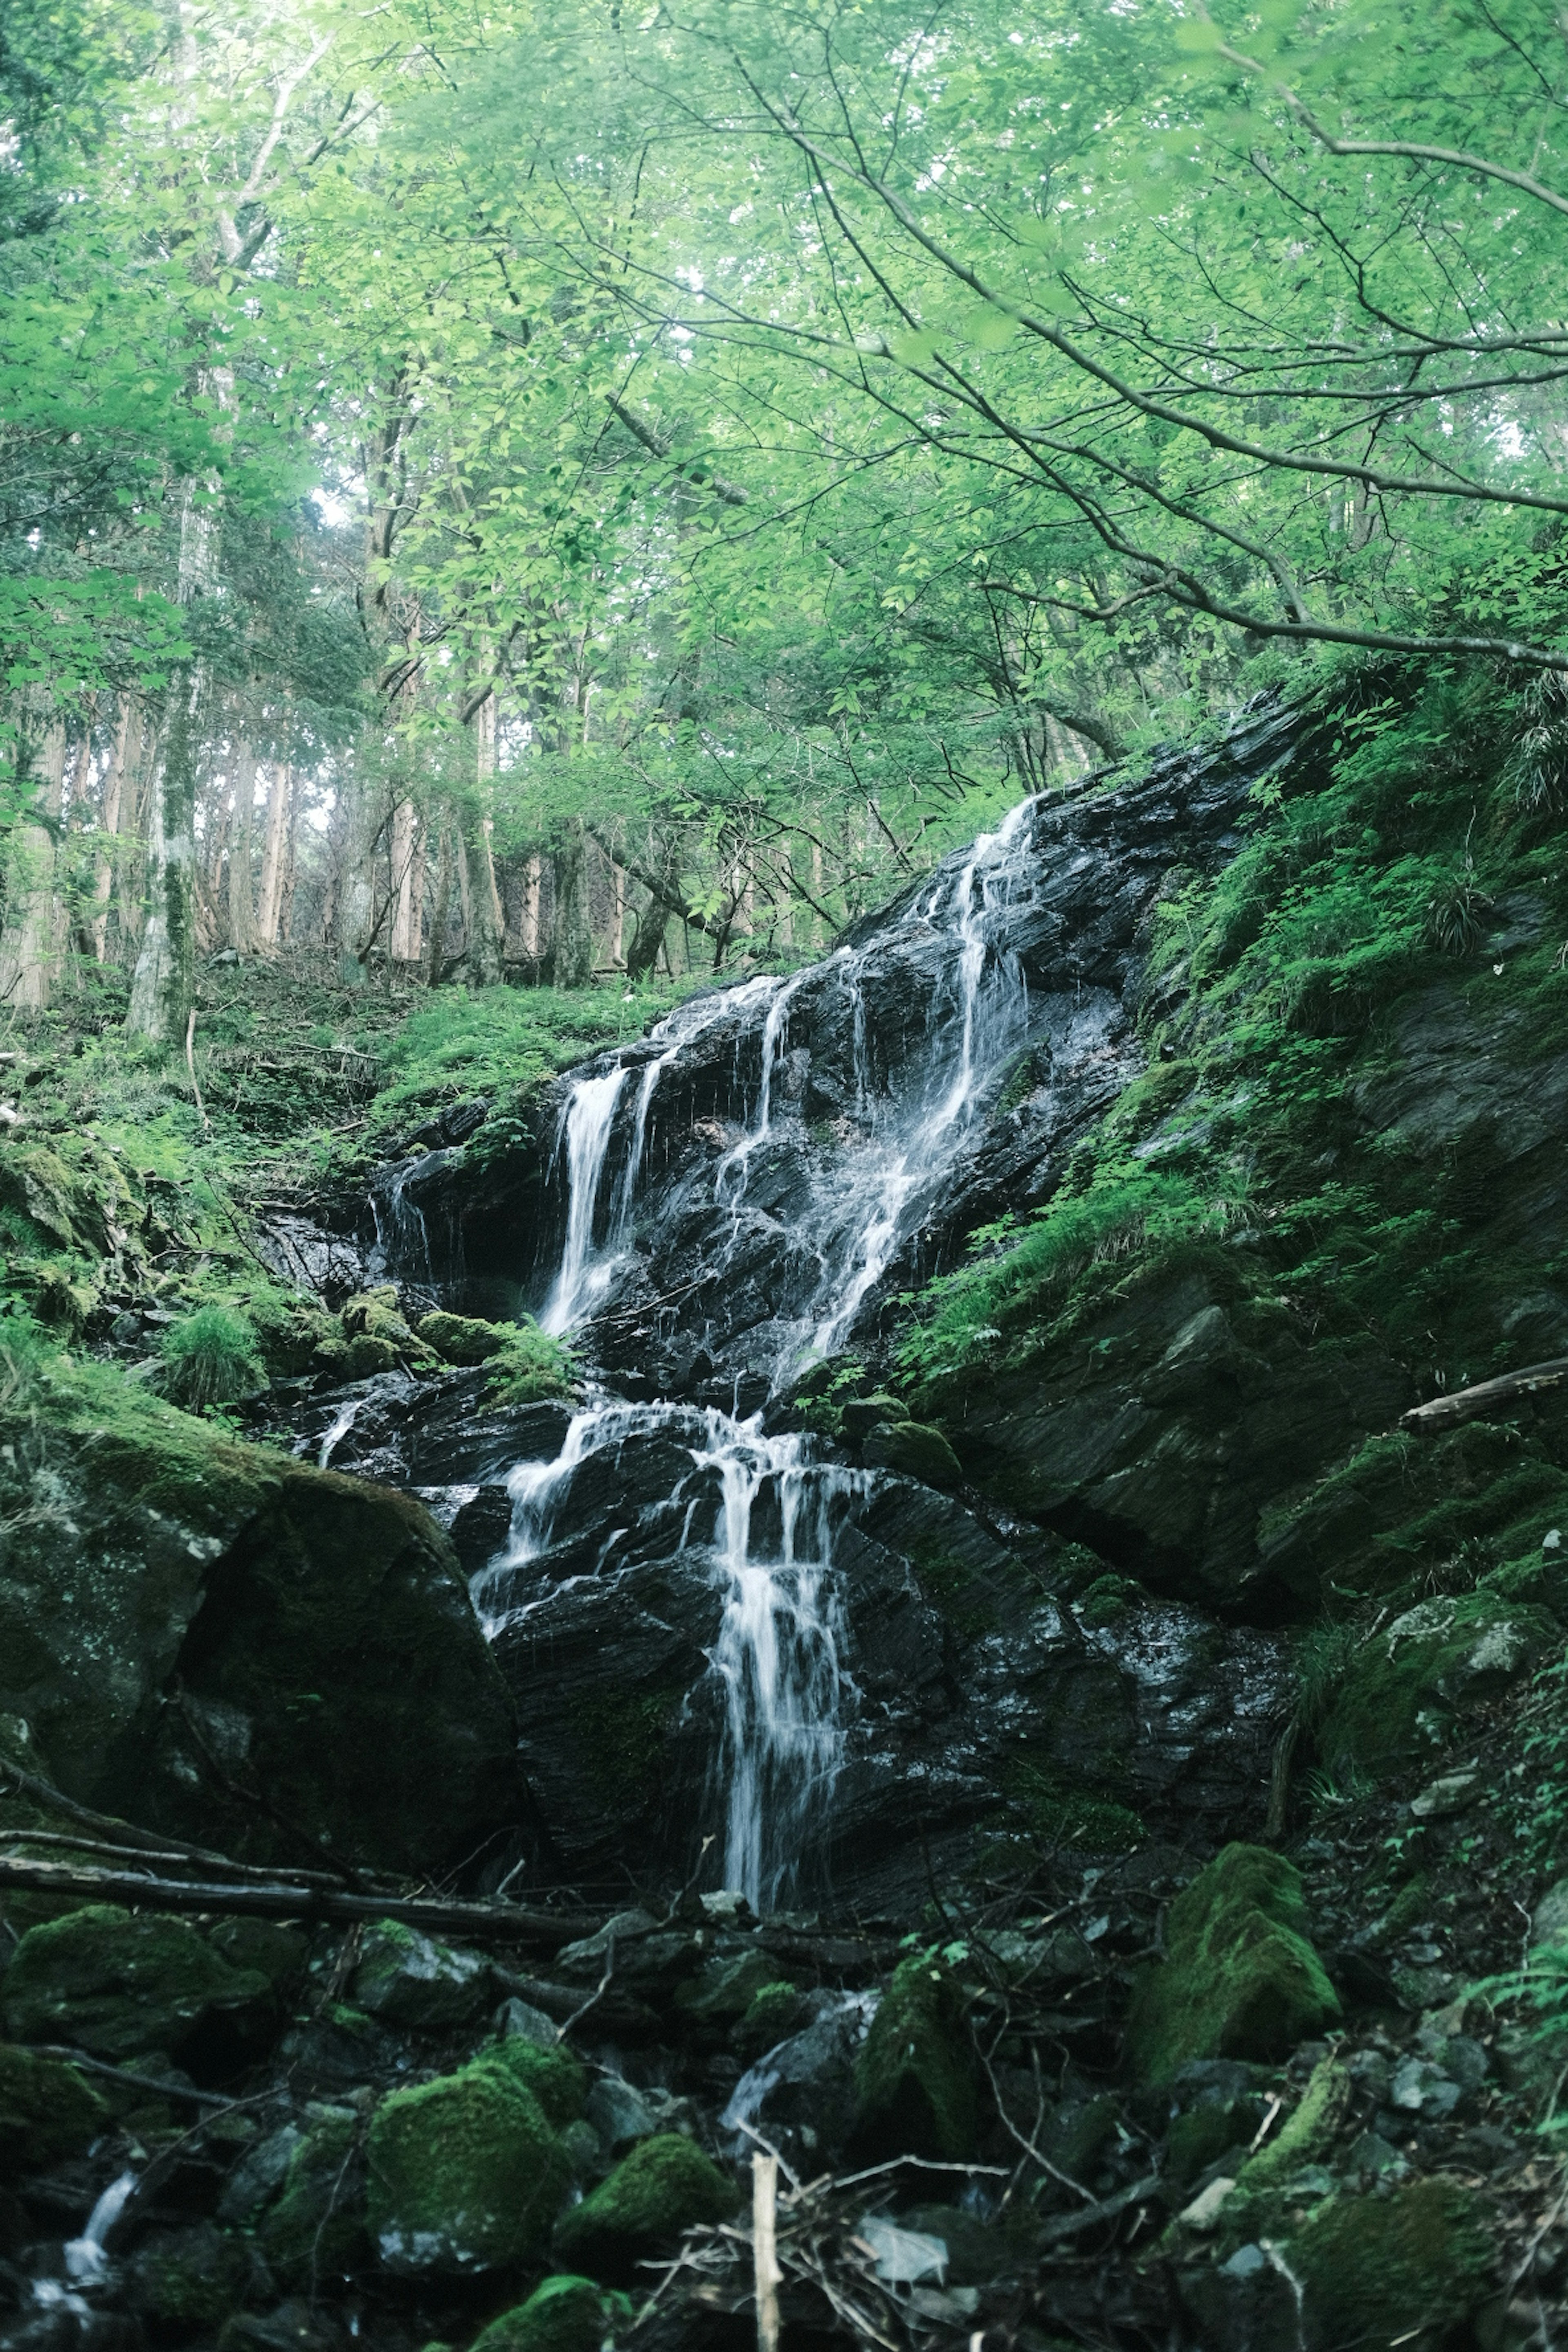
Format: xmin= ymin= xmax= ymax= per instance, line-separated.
xmin=256 ymin=761 xmax=292 ymax=947
xmin=91 ymin=697 xmax=135 ymax=961
xmin=459 ymin=695 xmax=505 ymax=984
xmin=276 ymin=768 xmax=298 ymax=946
xmin=521 ymin=854 xmax=542 ymax=960
xmin=550 ymin=823 xmax=593 ymax=988
xmin=609 ymin=854 xmax=626 ymax=967
xmin=226 ymin=734 xmax=257 ymax=954
xmin=126 ymin=670 xmax=200 ymax=1042
xmin=425 ymin=811 xmax=452 ymax=986
xmin=390 ymin=797 xmax=420 ymax=962
xmin=0 ymin=703 xmax=65 ymax=1009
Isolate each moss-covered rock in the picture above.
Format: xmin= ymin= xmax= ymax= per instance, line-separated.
xmin=259 ymin=2107 xmax=368 ymax=2286
xmin=125 ymin=2223 xmax=264 ymax=2333
xmin=416 ymin=1311 xmax=512 ymax=1366
xmin=341 ymin=1287 xmax=437 ymax=1365
xmin=1315 ymin=1589 xmax=1556 ymax=1778
xmin=0 ymin=1377 xmax=523 ymax=1881
xmin=367 ymin=2058 xmax=571 ymax=2275
xmin=737 ymin=1980 xmax=808 ymax=2056
xmin=470 ymin=2276 xmax=610 ymax=2352
xmin=472 ymin=2036 xmax=587 ymax=2129
xmin=0 ymin=2042 xmax=109 ymax=2176
xmin=673 ymin=1948 xmax=782 ymax=2023
xmin=861 ymin=1419 xmax=964 ymax=1489
xmin=851 ymin=1956 xmax=978 ymax=2161
xmin=1289 ymin=2176 xmax=1492 ymax=2350
xmin=1125 ymin=1846 xmax=1340 ymax=2085
xmin=351 ymin=1919 xmax=492 ymax=2032
xmin=1 ymin=1904 xmax=272 ymax=2063
xmin=208 ymin=1918 xmax=310 ymax=1992
xmin=551 ymin=2134 xmax=737 ymax=2284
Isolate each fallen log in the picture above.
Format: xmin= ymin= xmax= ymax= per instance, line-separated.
xmin=0 ymin=1855 xmax=601 ymax=1949
xmin=1400 ymin=1356 xmax=1568 ymax=1436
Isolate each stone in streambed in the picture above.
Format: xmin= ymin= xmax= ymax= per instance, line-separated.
xmin=551 ymin=2134 xmax=737 ymax=2283
xmin=472 ymin=2276 xmax=615 ymax=2352
xmin=1286 ymin=2176 xmax=1491 ymax=2350
xmin=259 ymin=2106 xmax=369 ymax=2285
xmin=471 ymin=2035 xmax=587 ymax=2129
xmin=351 ymin=1918 xmax=492 ymax=2031
xmin=851 ymin=1956 xmax=978 ymax=2162
xmin=1 ymin=1903 xmax=272 ymax=2063
xmin=673 ymin=1947 xmax=781 ymax=2022
xmin=368 ymin=2058 xmax=570 ymax=2275
xmin=0 ymin=2042 xmax=109 ymax=2176
xmin=1125 ymin=1845 xmax=1339 ymax=2085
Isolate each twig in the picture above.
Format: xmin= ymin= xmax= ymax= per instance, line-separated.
xmin=556 ymin=1935 xmax=616 ymax=2040
xmin=733 ymin=2116 xmax=803 ymax=2194
xmin=33 ymin=2044 xmax=239 ymax=2109
xmin=0 ymin=1826 xmax=363 ymax=1891
xmin=0 ymin=1758 xmax=238 ymax=1867
xmin=1033 ymin=2172 xmax=1160 ymax=2246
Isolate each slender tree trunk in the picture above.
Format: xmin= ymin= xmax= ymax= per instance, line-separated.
xmin=550 ymin=823 xmax=593 ymax=988
xmin=425 ymin=811 xmax=452 ymax=986
xmin=256 ymin=762 xmax=292 ymax=947
xmin=389 ymin=798 xmax=419 ymax=962
xmin=226 ymin=734 xmax=257 ymax=954
xmin=276 ymin=770 xmax=298 ymax=946
xmin=459 ymin=694 xmax=505 ymax=984
xmin=609 ymin=855 xmax=626 ymax=968
xmin=405 ymin=819 xmax=426 ymax=965
xmin=90 ymin=698 xmax=135 ymax=961
xmin=126 ymin=670 xmax=200 ymax=1040
xmin=522 ymin=855 xmax=542 ymax=958
xmin=0 ymin=703 xmax=65 ymax=1009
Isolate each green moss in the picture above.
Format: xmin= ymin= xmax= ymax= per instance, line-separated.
xmin=1004 ymin=1762 xmax=1145 ymax=1853
xmin=1125 ymin=1845 xmax=1340 ymax=2085
xmin=908 ymin=1552 xmax=1000 ymax=1640
xmin=351 ymin=1918 xmax=491 ymax=2031
xmin=861 ymin=1419 xmax=963 ymax=1488
xmin=674 ymin=1949 xmax=782 ymax=2023
xmin=472 ymin=2036 xmax=588 ymax=2129
xmin=416 ymin=1310 xmax=512 ymax=1366
xmin=552 ymin=2134 xmax=738 ymax=2284
xmin=0 ymin=2042 xmax=109 ymax=2177
xmin=851 ymin=1956 xmax=978 ymax=2161
xmin=471 ymin=2276 xmax=611 ymax=2352
xmin=483 ymin=1318 xmax=575 ymax=1406
xmin=130 ymin=2225 xmax=258 ymax=2329
xmin=737 ymin=1981 xmax=808 ymax=2055
xmin=1315 ymin=1590 xmax=1556 ymax=1777
xmin=341 ymin=1287 xmax=438 ymax=1366
xmin=260 ymin=2109 xmax=368 ymax=2286
xmin=1288 ymin=2176 xmax=1492 ymax=2349
xmin=1 ymin=1904 xmax=271 ymax=2061
xmin=207 ymin=1918 xmax=310 ymax=1990
xmin=155 ymin=1304 xmax=268 ymax=1409
xmin=368 ymin=2058 xmax=570 ymax=2275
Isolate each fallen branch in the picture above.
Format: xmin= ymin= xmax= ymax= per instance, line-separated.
xmin=1033 ymin=2172 xmax=1160 ymax=2246
xmin=0 ymin=1856 xmax=601 ymax=1948
xmin=1400 ymin=1356 xmax=1568 ymax=1435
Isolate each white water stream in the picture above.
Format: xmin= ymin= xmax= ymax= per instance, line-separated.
xmin=476 ymin=794 xmax=1041 ymax=1905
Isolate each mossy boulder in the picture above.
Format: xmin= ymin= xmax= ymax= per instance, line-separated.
xmin=247 ymin=1294 xmax=339 ymax=1379
xmin=0 ymin=1386 xmax=523 ymax=1881
xmin=351 ymin=1920 xmax=492 ymax=2032
xmin=416 ymin=1312 xmax=512 ymax=1367
xmin=208 ymin=1918 xmax=310 ymax=1992
xmin=861 ymin=1420 xmax=963 ymax=1489
xmin=851 ymin=1956 xmax=978 ymax=2161
xmin=1 ymin=1904 xmax=272 ymax=2063
xmin=1315 ymin=1590 xmax=1556 ymax=1778
xmin=552 ymin=2134 xmax=737 ymax=2284
xmin=0 ymin=2042 xmax=109 ymax=2176
xmin=341 ymin=1287 xmax=437 ymax=1364
xmin=259 ymin=2107 xmax=368 ymax=2285
xmin=470 ymin=2276 xmax=611 ymax=2352
xmin=125 ymin=2223 xmax=264 ymax=2333
xmin=1125 ymin=1845 xmax=1340 ymax=2085
xmin=472 ymin=2036 xmax=587 ymax=2129
xmin=367 ymin=2058 xmax=571 ymax=2275
xmin=673 ymin=1948 xmax=782 ymax=2023
xmin=1289 ymin=2176 xmax=1492 ymax=2350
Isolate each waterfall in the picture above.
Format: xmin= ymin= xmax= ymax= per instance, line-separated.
xmin=368 ymin=1164 xmax=432 ymax=1281
xmin=477 ymin=790 xmax=1042 ymax=1905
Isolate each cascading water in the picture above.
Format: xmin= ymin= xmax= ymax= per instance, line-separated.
xmin=475 ymin=790 xmax=1045 ymax=1905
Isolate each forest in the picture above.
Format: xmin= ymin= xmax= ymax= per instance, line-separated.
xmin=5 ymin=0 xmax=1565 ymax=1027
xmin=8 ymin=6 xmax=1568 ymax=2352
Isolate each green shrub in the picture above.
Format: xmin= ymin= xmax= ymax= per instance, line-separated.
xmin=156 ymin=1305 xmax=266 ymax=1409
xmin=484 ymin=1319 xmax=576 ymax=1405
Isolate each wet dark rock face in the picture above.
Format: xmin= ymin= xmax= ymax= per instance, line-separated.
xmin=380 ymin=695 xmax=1316 ymax=1394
